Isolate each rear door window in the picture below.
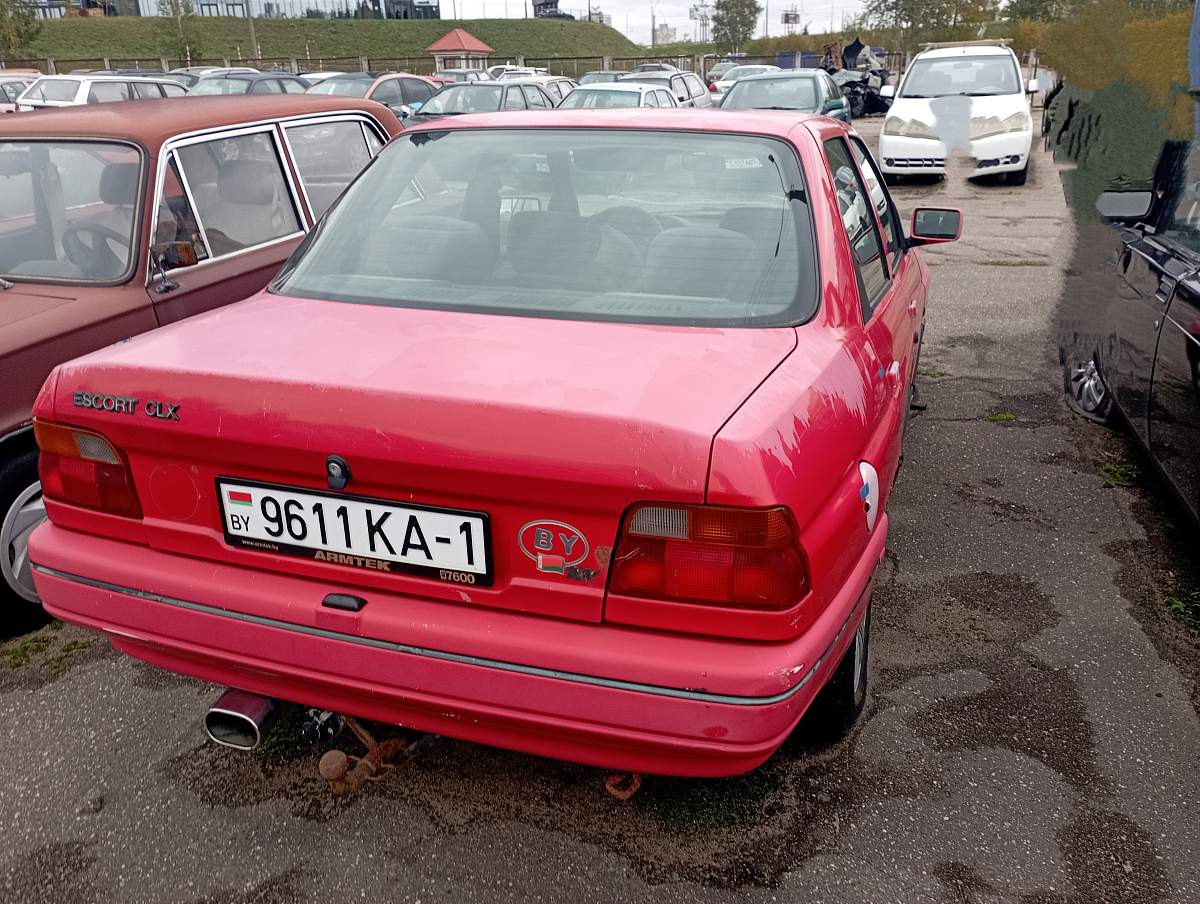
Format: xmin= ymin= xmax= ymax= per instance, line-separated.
xmin=173 ymin=130 xmax=302 ymax=257
xmin=824 ymin=137 xmax=889 ymax=318
xmin=372 ymin=79 xmax=402 ymax=105
xmin=522 ymin=86 xmax=549 ymax=109
xmin=253 ymin=80 xmax=282 ymax=94
xmin=87 ymin=81 xmax=130 ymax=104
xmin=279 ymin=79 xmax=306 ymax=95
xmin=401 ymin=78 xmax=434 ymax=104
xmin=285 ymin=119 xmax=378 ymax=219
xmin=162 ymin=82 xmax=186 ymax=97
xmin=131 ymin=81 xmax=164 ymax=100
xmin=503 ymin=88 xmax=527 ymax=110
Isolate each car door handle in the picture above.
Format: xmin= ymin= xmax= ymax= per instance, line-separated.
xmin=907 ymin=301 xmax=919 ymax=318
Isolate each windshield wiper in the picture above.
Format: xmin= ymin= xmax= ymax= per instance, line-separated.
xmin=960 ymin=91 xmax=1002 ymax=96
xmin=755 ymin=105 xmax=806 ymax=111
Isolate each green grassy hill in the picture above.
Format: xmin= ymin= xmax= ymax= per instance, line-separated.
xmin=14 ymin=17 xmax=643 ymax=67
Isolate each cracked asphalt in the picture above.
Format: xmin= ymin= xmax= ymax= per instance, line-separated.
xmin=1 ymin=117 xmax=1198 ymax=904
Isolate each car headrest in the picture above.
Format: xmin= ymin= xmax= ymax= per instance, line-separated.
xmin=98 ymin=162 xmax=139 ymax=206
xmin=642 ymin=227 xmax=760 ymax=299
xmin=217 ymin=160 xmax=277 ymax=205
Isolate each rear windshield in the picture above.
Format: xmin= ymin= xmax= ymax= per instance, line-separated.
xmin=0 ymin=141 xmax=141 ymax=283
xmin=273 ymin=128 xmax=817 ymax=327
xmin=580 ymin=72 xmax=620 ymax=84
xmin=722 ymin=77 xmax=819 ymax=111
xmin=421 ymin=85 xmax=503 ymax=114
xmin=901 ymin=54 xmax=1020 ymax=98
xmin=558 ymin=88 xmax=640 ymax=109
xmin=190 ymin=77 xmax=252 ymax=95
xmin=308 ymin=78 xmax=372 ymax=98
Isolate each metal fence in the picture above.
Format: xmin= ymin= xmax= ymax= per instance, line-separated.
xmin=366 ymin=57 xmax=438 ymax=75
xmin=523 ymin=56 xmax=605 ymax=78
xmin=611 ymin=55 xmax=697 ymax=73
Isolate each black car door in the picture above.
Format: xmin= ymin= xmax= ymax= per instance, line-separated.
xmin=1110 ymin=233 xmax=1184 ymax=443
xmin=1149 ymin=272 xmax=1200 ymax=520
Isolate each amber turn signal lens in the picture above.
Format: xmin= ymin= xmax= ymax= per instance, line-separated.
xmin=34 ymin=419 xmax=142 ymax=519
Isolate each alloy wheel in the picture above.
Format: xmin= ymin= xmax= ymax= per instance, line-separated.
xmin=1 ymin=481 xmax=44 ymax=604
xmin=1066 ymin=358 xmax=1108 ymax=414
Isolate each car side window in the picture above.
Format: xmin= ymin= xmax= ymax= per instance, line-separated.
xmin=174 ymin=130 xmax=302 ymax=258
xmin=88 ymin=81 xmax=130 ymax=104
xmin=503 ymin=87 xmax=526 ymax=110
xmin=254 ymin=80 xmax=282 ymax=95
xmin=285 ymin=119 xmax=377 ymax=219
xmin=642 ymin=90 xmax=658 ymax=108
xmin=824 ymin=137 xmax=889 ymax=319
xmin=522 ymin=86 xmax=548 ymax=109
xmin=671 ymin=76 xmax=687 ymax=102
xmin=161 ymin=82 xmax=186 ymax=97
xmin=131 ymin=82 xmax=163 ymax=100
xmin=848 ymin=137 xmax=904 ymax=269
xmin=543 ymin=82 xmax=562 ymax=102
xmin=280 ymin=79 xmax=306 ymax=95
xmin=685 ymin=74 xmax=705 ymax=98
xmin=153 ymin=155 xmax=208 ymax=271
xmin=658 ymin=90 xmax=677 ymax=107
xmin=372 ymin=80 xmax=402 ymax=104
xmin=401 ymin=78 xmax=434 ymax=104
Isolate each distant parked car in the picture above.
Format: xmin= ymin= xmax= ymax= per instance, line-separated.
xmin=0 ymin=95 xmax=403 ymax=613
xmin=412 ymin=80 xmax=557 ymax=122
xmin=299 ymin=71 xmax=346 ymax=85
xmin=173 ymin=66 xmax=258 ymax=79
xmin=521 ymin=75 xmax=578 ymax=105
xmin=705 ymin=61 xmax=738 ymax=84
xmin=489 ymin=64 xmax=548 ymax=79
xmin=616 ymin=71 xmax=711 ymax=108
xmin=579 ymin=70 xmax=624 ymax=85
xmin=89 ymin=68 xmax=199 ymax=89
xmin=709 ymin=65 xmax=782 ymax=102
xmin=557 ymin=82 xmax=678 ymax=109
xmin=720 ymin=70 xmax=850 ymax=122
xmin=308 ymin=71 xmax=439 ymax=117
xmin=16 ymin=74 xmax=186 ymax=111
xmin=0 ymin=73 xmax=36 ymax=113
xmin=189 ymin=72 xmax=310 ymax=96
xmin=433 ymin=68 xmax=487 ymax=84
xmin=631 ymin=62 xmax=678 ymax=73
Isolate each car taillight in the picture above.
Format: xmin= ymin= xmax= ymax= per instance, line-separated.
xmin=610 ymin=503 xmax=809 ymax=610
xmin=34 ymin=419 xmax=142 ymax=518
xmin=708 ymin=82 xmax=718 ymax=92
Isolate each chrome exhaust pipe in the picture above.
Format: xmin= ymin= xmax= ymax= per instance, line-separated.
xmin=204 ymin=689 xmax=279 ymax=751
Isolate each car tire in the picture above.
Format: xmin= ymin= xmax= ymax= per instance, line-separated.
xmin=1061 ymin=350 xmax=1116 ymax=426
xmin=0 ymin=447 xmax=47 ymax=620
xmin=1006 ymin=164 xmax=1029 ymax=186
xmin=806 ymin=601 xmax=871 ymax=741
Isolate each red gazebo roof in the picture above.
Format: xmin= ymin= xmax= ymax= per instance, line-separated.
xmin=426 ymin=28 xmax=495 ymax=55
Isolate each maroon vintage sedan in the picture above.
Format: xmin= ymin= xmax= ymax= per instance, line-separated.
xmin=0 ymin=95 xmax=402 ymax=614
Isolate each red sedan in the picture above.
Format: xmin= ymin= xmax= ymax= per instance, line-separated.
xmin=27 ymin=110 xmax=959 ymax=777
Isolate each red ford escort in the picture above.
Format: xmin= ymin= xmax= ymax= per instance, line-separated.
xmin=27 ymin=110 xmax=959 ymax=777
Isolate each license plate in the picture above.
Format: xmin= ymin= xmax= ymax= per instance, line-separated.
xmin=217 ymin=479 xmax=491 ymax=586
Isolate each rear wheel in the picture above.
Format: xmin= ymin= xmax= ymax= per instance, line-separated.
xmin=807 ymin=602 xmax=871 ymax=740
xmin=1061 ymin=351 xmax=1115 ymax=426
xmin=0 ymin=447 xmax=47 ymax=619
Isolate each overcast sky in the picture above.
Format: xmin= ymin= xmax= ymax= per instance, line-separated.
xmin=444 ymin=0 xmax=868 ymax=45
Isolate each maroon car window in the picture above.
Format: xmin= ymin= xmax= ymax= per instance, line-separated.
xmin=274 ymin=129 xmax=818 ymax=327
xmin=175 ymin=132 xmax=301 ymax=258
xmin=285 ymin=120 xmax=376 ymax=219
xmin=848 ymin=137 xmax=904 ymax=269
xmin=153 ymin=155 xmax=208 ymax=271
xmin=0 ymin=141 xmax=141 ymax=282
xmin=824 ymin=137 xmax=889 ymax=319
xmin=371 ymin=79 xmax=403 ymax=104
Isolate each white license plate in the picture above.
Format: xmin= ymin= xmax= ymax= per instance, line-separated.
xmin=217 ymin=479 xmax=491 ymax=585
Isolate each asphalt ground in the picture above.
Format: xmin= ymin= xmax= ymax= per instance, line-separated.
xmin=1 ymin=116 xmax=1198 ymax=904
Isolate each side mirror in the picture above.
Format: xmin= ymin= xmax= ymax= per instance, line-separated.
xmin=1026 ymin=78 xmax=1039 ymax=95
xmin=821 ymin=97 xmax=846 ymax=113
xmin=909 ymin=207 xmax=962 ymax=246
xmin=390 ymin=103 xmax=414 ymax=118
xmin=879 ymin=84 xmax=895 ymax=99
xmin=1095 ymin=189 xmax=1153 ymax=222
xmin=152 ymin=240 xmax=199 ymax=271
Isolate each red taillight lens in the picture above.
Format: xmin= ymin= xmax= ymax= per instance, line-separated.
xmin=610 ymin=504 xmax=809 ymax=610
xmin=708 ymin=82 xmax=718 ymax=92
xmin=34 ymin=419 xmax=142 ymax=519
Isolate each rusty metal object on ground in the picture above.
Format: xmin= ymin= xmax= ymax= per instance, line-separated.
xmin=318 ymin=715 xmax=417 ymax=797
xmin=604 ymin=772 xmax=642 ymax=801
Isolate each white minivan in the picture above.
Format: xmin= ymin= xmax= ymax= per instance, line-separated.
xmin=15 ymin=74 xmax=186 ymax=112
xmin=878 ymin=41 xmax=1038 ymax=185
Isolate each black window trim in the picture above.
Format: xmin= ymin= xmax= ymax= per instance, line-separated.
xmin=847 ymin=134 xmax=906 ymax=271
xmin=824 ymin=135 xmax=893 ymax=320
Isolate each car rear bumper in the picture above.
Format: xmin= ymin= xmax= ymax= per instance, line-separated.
xmin=30 ymin=519 xmax=884 ymax=776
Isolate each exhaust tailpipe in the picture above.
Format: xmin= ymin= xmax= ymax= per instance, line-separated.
xmin=204 ymin=689 xmax=279 ymax=751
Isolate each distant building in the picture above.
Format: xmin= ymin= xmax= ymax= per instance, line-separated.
xmin=533 ymin=0 xmax=573 ymax=18
xmin=385 ymin=0 xmax=439 ymax=18
xmin=426 ymin=27 xmax=495 ymax=71
xmin=652 ymin=23 xmax=677 ymax=45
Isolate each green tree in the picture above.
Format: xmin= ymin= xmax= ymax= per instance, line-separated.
xmin=712 ymin=0 xmax=763 ymax=51
xmin=0 ymin=0 xmax=39 ymax=60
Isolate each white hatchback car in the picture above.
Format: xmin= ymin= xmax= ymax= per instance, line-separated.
xmin=16 ymin=74 xmax=186 ymax=111
xmin=878 ymin=41 xmax=1037 ymax=185
xmin=556 ymin=82 xmax=679 ymax=110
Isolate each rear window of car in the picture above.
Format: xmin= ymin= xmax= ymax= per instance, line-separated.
xmin=558 ymin=88 xmax=640 ymax=109
xmin=190 ymin=77 xmax=252 ymax=95
xmin=273 ymin=128 xmax=817 ymax=327
xmin=421 ymin=85 xmax=503 ymax=114
xmin=309 ymin=78 xmax=372 ymax=98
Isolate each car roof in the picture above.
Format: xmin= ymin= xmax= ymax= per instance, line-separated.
xmin=916 ymin=44 xmax=1014 ymax=59
xmin=2 ymin=95 xmax=393 ymax=147
xmin=208 ymin=71 xmax=303 ymax=81
xmin=405 ymin=108 xmax=823 ymax=138
xmin=575 ymin=82 xmax=655 ymax=93
xmin=33 ymin=73 xmax=176 ymax=83
xmin=737 ymin=69 xmax=823 ymax=82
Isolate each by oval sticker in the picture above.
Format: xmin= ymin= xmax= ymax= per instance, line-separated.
xmin=518 ymin=519 xmax=589 ymax=573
